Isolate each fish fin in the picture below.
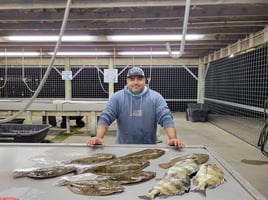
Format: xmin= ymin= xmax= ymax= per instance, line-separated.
xmin=158 ymin=163 xmax=170 ymax=169
xmin=191 ymin=187 xmax=206 ymax=197
xmin=138 ymin=195 xmax=150 ymax=200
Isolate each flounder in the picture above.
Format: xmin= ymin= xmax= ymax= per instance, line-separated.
xmin=84 ymin=158 xmax=150 ymax=174
xmin=55 ymin=170 xmax=156 ymax=186
xmin=66 ymin=179 xmax=124 ymax=196
xmin=158 ymin=153 xmax=209 ymax=169
xmin=54 ymin=172 xmax=109 ymax=186
xmin=63 ymin=153 xmax=116 ymax=165
xmin=13 ymin=165 xmax=76 ymax=179
xmin=119 ymin=149 xmax=165 ymax=160
xmin=103 ymin=170 xmax=156 ymax=185
xmin=192 ymin=163 xmax=225 ymax=196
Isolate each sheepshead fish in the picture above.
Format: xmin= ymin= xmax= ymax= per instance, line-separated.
xmin=120 ymin=149 xmax=165 ymax=160
xmin=84 ymin=158 xmax=150 ymax=174
xmin=66 ymin=179 xmax=124 ymax=196
xmin=13 ymin=165 xmax=76 ymax=179
xmin=139 ymin=160 xmax=197 ymax=199
xmin=140 ymin=171 xmax=190 ymax=199
xmin=166 ymin=158 xmax=199 ymax=177
xmin=192 ymin=163 xmax=225 ymax=196
xmin=158 ymin=153 xmax=209 ymax=169
xmin=63 ymin=153 xmax=116 ymax=165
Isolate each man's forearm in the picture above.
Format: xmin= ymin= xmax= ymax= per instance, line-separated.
xmin=164 ymin=127 xmax=177 ymax=139
xmin=96 ymin=124 xmax=108 ymax=138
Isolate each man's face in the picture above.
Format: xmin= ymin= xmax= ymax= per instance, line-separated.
xmin=127 ymin=76 xmax=146 ymax=94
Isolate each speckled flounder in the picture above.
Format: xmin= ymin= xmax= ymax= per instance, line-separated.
xmin=83 ymin=157 xmax=150 ymax=174
xmin=104 ymin=170 xmax=156 ymax=185
xmin=119 ymin=149 xmax=165 ymax=160
xmin=158 ymin=153 xmax=209 ymax=169
xmin=55 ymin=170 xmax=156 ymax=186
xmin=192 ymin=163 xmax=225 ymax=196
xmin=66 ymin=179 xmax=124 ymax=196
xmin=54 ymin=172 xmax=109 ymax=186
xmin=12 ymin=165 xmax=77 ymax=179
xmin=63 ymin=153 xmax=116 ymax=165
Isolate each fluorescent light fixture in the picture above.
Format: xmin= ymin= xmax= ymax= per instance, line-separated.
xmin=48 ymin=51 xmax=111 ymax=56
xmin=4 ymin=35 xmax=96 ymax=42
xmin=0 ymin=52 xmax=40 ymax=57
xmin=118 ymin=51 xmax=180 ymax=56
xmin=108 ymin=34 xmax=203 ymax=42
xmin=4 ymin=34 xmax=203 ymax=42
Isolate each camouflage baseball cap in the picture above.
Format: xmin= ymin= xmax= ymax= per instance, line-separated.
xmin=127 ymin=67 xmax=145 ymax=78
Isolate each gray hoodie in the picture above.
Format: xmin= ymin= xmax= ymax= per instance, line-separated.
xmin=98 ymin=85 xmax=175 ymax=144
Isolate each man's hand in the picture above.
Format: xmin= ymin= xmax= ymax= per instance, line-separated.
xmin=166 ymin=138 xmax=185 ymax=147
xmin=87 ymin=137 xmax=103 ymax=146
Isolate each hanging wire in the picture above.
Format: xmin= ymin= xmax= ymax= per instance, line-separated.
xmin=0 ymin=48 xmax=8 ymax=89
xmin=22 ymin=48 xmax=37 ymax=93
xmin=95 ymin=55 xmax=108 ymax=94
xmin=72 ymin=65 xmax=85 ymax=79
xmin=0 ymin=0 xmax=72 ymax=123
xmin=147 ymin=47 xmax=153 ymax=88
xmin=39 ymin=48 xmax=43 ymax=81
xmin=132 ymin=48 xmax=135 ymax=67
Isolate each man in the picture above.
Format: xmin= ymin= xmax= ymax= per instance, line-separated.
xmin=87 ymin=66 xmax=184 ymax=147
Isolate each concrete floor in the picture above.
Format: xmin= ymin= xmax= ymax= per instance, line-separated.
xmin=44 ymin=112 xmax=268 ymax=199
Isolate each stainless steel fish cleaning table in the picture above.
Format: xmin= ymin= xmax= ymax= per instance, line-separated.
xmin=0 ymin=144 xmax=266 ymax=200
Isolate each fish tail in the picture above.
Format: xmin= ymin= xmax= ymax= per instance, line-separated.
xmin=158 ymin=163 xmax=170 ymax=169
xmin=192 ymin=187 xmax=207 ymax=197
xmin=53 ymin=179 xmax=69 ymax=186
xmin=12 ymin=171 xmax=26 ymax=178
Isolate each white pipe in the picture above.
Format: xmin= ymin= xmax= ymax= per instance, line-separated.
xmin=166 ymin=0 xmax=191 ymax=58
xmin=182 ymin=65 xmax=198 ymax=80
xmin=0 ymin=0 xmax=72 ymax=123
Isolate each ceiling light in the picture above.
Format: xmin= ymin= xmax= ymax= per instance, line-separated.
xmin=48 ymin=51 xmax=111 ymax=56
xmin=4 ymin=35 xmax=96 ymax=42
xmin=0 ymin=52 xmax=40 ymax=57
xmin=118 ymin=51 xmax=180 ymax=56
xmin=107 ymin=34 xmax=203 ymax=42
xmin=3 ymin=34 xmax=203 ymax=42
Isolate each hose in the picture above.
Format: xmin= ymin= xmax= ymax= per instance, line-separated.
xmin=166 ymin=0 xmax=191 ymax=58
xmin=0 ymin=0 xmax=72 ymax=123
xmin=257 ymin=98 xmax=268 ymax=157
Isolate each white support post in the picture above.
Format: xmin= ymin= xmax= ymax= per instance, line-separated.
xmin=64 ymin=58 xmax=71 ymax=133
xmin=108 ymin=58 xmax=114 ymax=98
xmin=197 ymin=60 xmax=205 ymax=104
